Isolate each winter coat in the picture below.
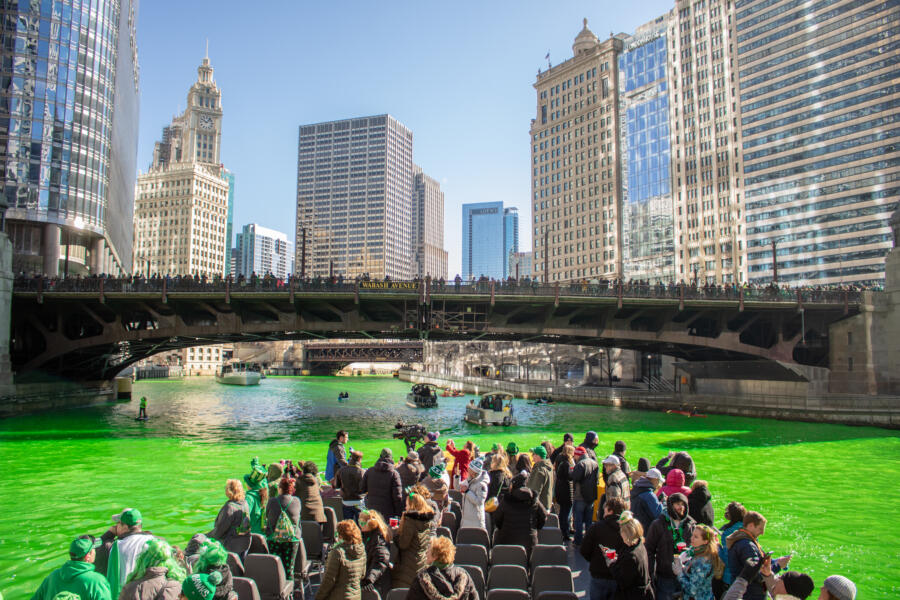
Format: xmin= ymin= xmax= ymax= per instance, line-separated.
xmin=326 ymin=439 xmax=348 ymax=481
xmin=461 ymin=470 xmax=490 ymax=529
xmin=361 ymin=458 xmax=403 ymax=519
xmin=493 ymin=485 xmax=547 ymax=552
xmin=527 ymin=460 xmax=554 ymax=511
xmin=208 ymin=500 xmax=252 ymax=555
xmin=581 ymin=432 xmax=600 ymax=461
xmin=613 ymin=451 xmax=632 ymax=477
xmin=93 ymin=529 xmax=118 ymax=578
xmin=445 ymin=444 xmax=472 ymax=485
xmin=726 ymin=529 xmax=772 ymax=600
xmin=644 ymin=493 xmax=695 ymax=581
xmin=656 ymin=452 xmax=696 ymax=486
xmin=199 ymin=563 xmax=235 ymax=600
xmin=678 ymin=555 xmax=716 ymax=600
xmin=392 ymin=510 xmax=436 ymax=588
xmin=554 ymin=459 xmax=574 ymax=506
xmin=609 ymin=541 xmax=654 ymax=600
xmin=398 ymin=460 xmax=425 ymax=493
xmin=424 ymin=476 xmax=450 ymax=512
xmin=361 ymin=529 xmax=392 ymax=599
xmin=629 ymin=478 xmax=664 ymax=531
xmin=570 ymin=455 xmax=600 ymax=503
xmin=688 ymin=484 xmax=714 ymax=527
xmin=487 ymin=469 xmax=510 ymax=500
xmin=658 ymin=469 xmax=691 ymax=499
xmin=297 ymin=473 xmax=327 ymax=523
xmin=118 ymin=566 xmax=181 ymax=600
xmin=31 ymin=560 xmax=112 ymax=600
xmin=246 ymin=487 xmax=266 ymax=534
xmin=418 ymin=442 xmax=444 ymax=471
xmin=265 ymin=494 xmax=301 ymax=539
xmin=406 ymin=565 xmax=479 ymax=600
xmin=316 ymin=541 xmax=366 ymax=600
xmin=336 ymin=464 xmax=366 ymax=501
xmin=580 ymin=513 xmax=622 ymax=579
xmin=717 ymin=521 xmax=743 ymax=585
xmin=604 ymin=468 xmax=631 ymax=510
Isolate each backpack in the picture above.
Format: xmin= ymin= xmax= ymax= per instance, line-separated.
xmin=233 ymin=501 xmax=252 ymax=536
xmin=273 ymin=498 xmax=297 ymax=542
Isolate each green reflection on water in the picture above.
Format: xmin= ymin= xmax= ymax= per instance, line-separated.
xmin=0 ymin=376 xmax=897 ymax=597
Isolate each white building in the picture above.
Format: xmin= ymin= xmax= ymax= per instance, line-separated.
xmin=233 ymin=223 xmax=294 ymax=279
xmin=414 ymin=166 xmax=448 ymax=279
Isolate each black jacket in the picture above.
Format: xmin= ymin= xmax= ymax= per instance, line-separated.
xmin=580 ymin=514 xmax=622 ymax=579
xmin=361 ymin=458 xmax=403 ymax=518
xmin=610 ymin=541 xmax=654 ymax=600
xmin=487 ymin=469 xmax=510 ymax=500
xmin=655 ymin=452 xmax=696 ymax=486
xmin=407 ymin=565 xmax=478 ymax=600
xmin=493 ymin=485 xmax=547 ymax=551
xmin=644 ymin=493 xmax=695 ymax=581
xmin=581 ymin=432 xmax=600 ymax=461
xmin=569 ymin=455 xmax=600 ymax=503
xmin=554 ymin=459 xmax=573 ymax=506
xmin=418 ymin=442 xmax=444 ymax=472
xmin=613 ymin=451 xmax=632 ymax=477
xmin=361 ymin=529 xmax=392 ymax=599
xmin=688 ymin=483 xmax=714 ymax=526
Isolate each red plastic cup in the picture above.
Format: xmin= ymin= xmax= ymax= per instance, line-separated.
xmin=605 ymin=549 xmax=617 ymax=561
xmin=390 ymin=518 xmax=399 ymax=528
xmin=676 ymin=542 xmax=687 ymax=552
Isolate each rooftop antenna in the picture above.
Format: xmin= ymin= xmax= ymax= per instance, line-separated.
xmin=205 ymin=38 xmax=209 ymax=59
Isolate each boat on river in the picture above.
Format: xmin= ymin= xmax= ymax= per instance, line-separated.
xmin=406 ymin=383 xmax=438 ymax=408
xmin=464 ymin=392 xmax=516 ymax=426
xmin=216 ymin=363 xmax=261 ymax=386
xmin=440 ymin=388 xmax=464 ymax=397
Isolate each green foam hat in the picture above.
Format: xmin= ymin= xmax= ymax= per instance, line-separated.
xmin=69 ymin=535 xmax=100 ymax=559
xmin=53 ymin=594 xmax=81 ymax=600
xmin=506 ymin=442 xmax=519 ymax=455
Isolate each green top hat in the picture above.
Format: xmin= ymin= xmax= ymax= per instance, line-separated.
xmin=244 ymin=457 xmax=267 ymax=490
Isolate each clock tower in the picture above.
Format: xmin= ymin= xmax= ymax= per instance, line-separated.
xmin=183 ymin=55 xmax=223 ymax=165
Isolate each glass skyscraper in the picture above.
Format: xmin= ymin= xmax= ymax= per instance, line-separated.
xmin=618 ymin=16 xmax=675 ymax=282
xmin=1 ymin=0 xmax=140 ymax=276
xmin=462 ymin=201 xmax=518 ymax=280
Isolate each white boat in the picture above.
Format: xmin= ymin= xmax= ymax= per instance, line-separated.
xmin=216 ymin=363 xmax=261 ymax=386
xmin=464 ymin=392 xmax=516 ymax=426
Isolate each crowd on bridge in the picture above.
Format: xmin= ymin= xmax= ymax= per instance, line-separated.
xmin=31 ymin=428 xmax=857 ymax=600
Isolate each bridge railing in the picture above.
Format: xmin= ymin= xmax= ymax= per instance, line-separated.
xmin=13 ymin=276 xmax=863 ymax=305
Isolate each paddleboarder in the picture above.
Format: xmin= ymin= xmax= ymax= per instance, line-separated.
xmin=138 ymin=396 xmax=148 ymax=419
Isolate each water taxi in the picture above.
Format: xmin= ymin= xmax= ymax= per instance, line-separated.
xmin=216 ymin=363 xmax=262 ymax=386
xmin=406 ymin=383 xmax=439 ymax=408
xmin=464 ymin=392 xmax=516 ymax=426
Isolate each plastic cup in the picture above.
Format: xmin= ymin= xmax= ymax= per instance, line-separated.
xmin=605 ymin=549 xmax=617 ymax=561
xmin=390 ymin=518 xmax=399 ymax=528
xmin=676 ymin=542 xmax=687 ymax=552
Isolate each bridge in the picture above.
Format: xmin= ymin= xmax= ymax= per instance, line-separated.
xmin=302 ymin=340 xmax=423 ymax=371
xmin=9 ymin=277 xmax=861 ymax=381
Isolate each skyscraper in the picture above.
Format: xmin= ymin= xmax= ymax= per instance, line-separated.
xmin=531 ymin=20 xmax=624 ymax=282
xmin=413 ymin=166 xmax=448 ymax=279
xmin=296 ymin=115 xmax=414 ymax=279
xmin=2 ymin=0 xmax=140 ymax=276
xmin=232 ymin=223 xmax=293 ymax=280
xmin=133 ymin=56 xmax=230 ymax=277
xmin=618 ymin=15 xmax=676 ymax=282
xmin=461 ymin=201 xmax=518 ymax=280
xmin=736 ymin=0 xmax=899 ymax=286
xmin=669 ymin=0 xmax=745 ymax=285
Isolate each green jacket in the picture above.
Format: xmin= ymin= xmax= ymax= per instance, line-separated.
xmin=527 ymin=460 xmax=554 ymax=511
xmin=32 ymin=560 xmax=112 ymax=600
xmin=247 ymin=488 xmax=265 ymax=534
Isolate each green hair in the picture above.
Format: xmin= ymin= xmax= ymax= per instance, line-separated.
xmin=125 ymin=537 xmax=186 ymax=583
xmin=193 ymin=539 xmax=228 ymax=574
xmin=52 ymin=594 xmax=81 ymax=600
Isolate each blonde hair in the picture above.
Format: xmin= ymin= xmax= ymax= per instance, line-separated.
xmin=562 ymin=445 xmax=575 ymax=460
xmin=618 ymin=511 xmax=644 ymax=545
xmin=337 ymin=520 xmax=362 ymax=545
xmin=692 ymin=524 xmax=725 ymax=578
xmin=360 ymin=509 xmax=392 ymax=542
xmin=429 ymin=536 xmax=456 ymax=564
xmin=225 ymin=479 xmax=245 ymax=502
xmin=490 ymin=453 xmax=513 ymax=479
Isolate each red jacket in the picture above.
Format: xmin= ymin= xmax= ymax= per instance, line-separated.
xmin=658 ymin=468 xmax=691 ymax=498
xmin=445 ymin=442 xmax=472 ymax=488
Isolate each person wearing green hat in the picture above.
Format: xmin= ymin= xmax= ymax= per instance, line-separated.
xmin=243 ymin=457 xmax=268 ymax=535
xmin=118 ymin=537 xmax=185 ymax=600
xmin=526 ymin=445 xmax=554 ymax=511
xmin=506 ymin=442 xmax=519 ymax=456
xmin=105 ymin=508 xmax=154 ymax=600
xmin=32 ymin=535 xmax=111 ymax=600
xmin=423 ymin=463 xmax=449 ymax=512
xmin=179 ymin=571 xmax=222 ymax=600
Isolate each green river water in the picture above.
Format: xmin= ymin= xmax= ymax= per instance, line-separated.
xmin=0 ymin=376 xmax=898 ymax=598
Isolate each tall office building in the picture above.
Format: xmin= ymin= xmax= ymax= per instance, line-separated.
xmin=2 ymin=0 xmax=140 ymax=276
xmin=531 ymin=20 xmax=624 ymax=282
xmin=461 ymin=201 xmax=518 ymax=280
xmin=508 ymin=251 xmax=533 ymax=279
xmin=133 ymin=56 xmax=230 ymax=277
xmin=669 ymin=0 xmax=745 ymax=285
xmin=296 ymin=115 xmax=414 ymax=279
xmin=736 ymin=0 xmax=900 ymax=286
xmin=232 ymin=223 xmax=293 ymax=280
xmin=413 ymin=166 xmax=448 ymax=279
xmin=618 ymin=15 xmax=676 ymax=282
xmin=223 ymin=169 xmax=235 ymax=276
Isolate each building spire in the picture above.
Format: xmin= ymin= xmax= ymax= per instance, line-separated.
xmin=205 ymin=38 xmax=209 ymax=60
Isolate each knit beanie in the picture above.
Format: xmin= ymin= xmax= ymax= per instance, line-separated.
xmin=380 ymin=448 xmax=394 ymax=462
xmin=181 ymin=571 xmax=222 ymax=600
xmin=469 ymin=458 xmax=484 ymax=475
xmin=427 ymin=432 xmax=439 ymax=442
xmin=429 ymin=464 xmax=446 ymax=479
xmin=779 ymin=572 xmax=814 ymax=599
xmin=823 ymin=575 xmax=856 ymax=600
xmin=506 ymin=442 xmax=518 ymax=455
xmin=637 ymin=457 xmax=650 ymax=472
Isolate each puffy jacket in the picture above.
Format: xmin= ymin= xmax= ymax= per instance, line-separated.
xmin=316 ymin=541 xmax=366 ymax=600
xmin=688 ymin=483 xmax=714 ymax=526
xmin=644 ymin=493 xmax=695 ymax=581
xmin=609 ymin=541 xmax=654 ymax=600
xmin=335 ymin=464 xmax=365 ymax=501
xmin=554 ymin=459 xmax=573 ymax=506
xmin=569 ymin=455 xmax=599 ymax=503
xmin=658 ymin=469 xmax=691 ymax=499
xmin=198 ymin=563 xmax=234 ymax=600
xmin=297 ymin=473 xmax=327 ymax=523
xmin=118 ymin=566 xmax=180 ymax=600
xmin=493 ymin=485 xmax=547 ymax=552
xmin=407 ymin=565 xmax=479 ymax=600
xmin=726 ymin=528 xmax=776 ymax=600
xmin=326 ymin=439 xmax=348 ymax=481
xmin=398 ymin=460 xmax=424 ymax=494
xmin=629 ymin=477 xmax=664 ymax=531
xmin=361 ymin=529 xmax=392 ymax=599
xmin=208 ymin=500 xmax=251 ymax=555
xmin=417 ymin=442 xmax=444 ymax=471
xmin=31 ymin=560 xmax=112 ymax=600
xmin=392 ymin=510 xmax=436 ymax=588
xmin=527 ymin=460 xmax=554 ymax=511
xmin=460 ymin=470 xmax=489 ymax=529
xmin=717 ymin=520 xmax=743 ymax=585
xmin=580 ymin=514 xmax=622 ymax=579
xmin=361 ymin=458 xmax=403 ymax=518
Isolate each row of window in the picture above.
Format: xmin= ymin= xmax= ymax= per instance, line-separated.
xmin=744 ymin=128 xmax=899 ymax=175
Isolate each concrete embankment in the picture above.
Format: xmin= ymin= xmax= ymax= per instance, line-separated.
xmin=400 ymin=370 xmax=900 ymax=429
xmin=0 ymin=380 xmax=120 ymax=418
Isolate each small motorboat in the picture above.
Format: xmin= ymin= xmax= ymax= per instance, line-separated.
xmin=528 ymin=396 xmax=554 ymax=405
xmin=406 ymin=383 xmax=439 ymax=408
xmin=216 ymin=363 xmax=262 ymax=386
xmin=666 ymin=408 xmax=707 ymax=418
xmin=440 ymin=388 xmax=464 ymax=397
xmin=464 ymin=392 xmax=516 ymax=426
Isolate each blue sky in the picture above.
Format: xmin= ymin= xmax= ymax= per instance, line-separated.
xmin=135 ymin=1 xmax=674 ymax=277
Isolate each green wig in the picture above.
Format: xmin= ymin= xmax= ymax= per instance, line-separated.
xmin=125 ymin=537 xmax=186 ymax=583
xmin=193 ymin=538 xmax=228 ymax=574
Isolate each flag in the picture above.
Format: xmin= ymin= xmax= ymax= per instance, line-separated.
xmin=545 ymin=52 xmax=550 ymax=60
